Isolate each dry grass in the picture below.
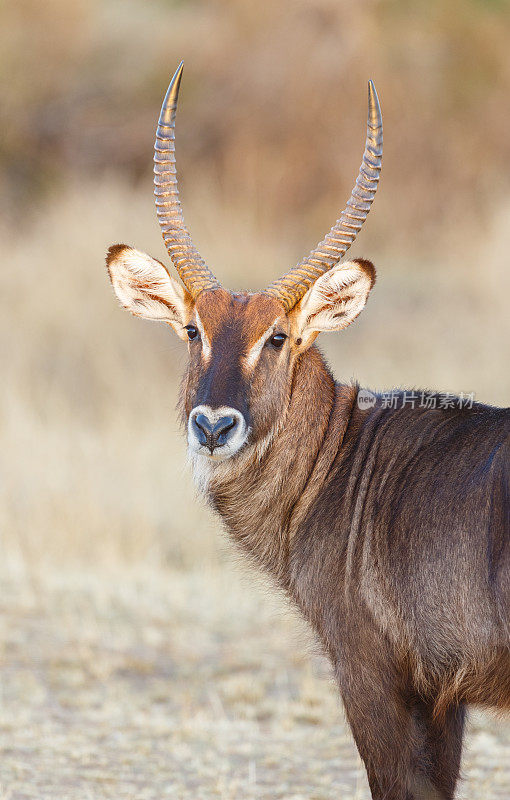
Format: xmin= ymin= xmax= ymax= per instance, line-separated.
xmin=0 ymin=177 xmax=508 ymax=797
xmin=1 ymin=564 xmax=509 ymax=799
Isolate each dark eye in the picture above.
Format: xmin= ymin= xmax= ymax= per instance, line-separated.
xmin=269 ymin=333 xmax=287 ymax=349
xmin=185 ymin=324 xmax=199 ymax=341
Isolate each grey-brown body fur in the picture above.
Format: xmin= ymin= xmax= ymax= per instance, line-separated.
xmin=203 ymin=345 xmax=510 ymax=800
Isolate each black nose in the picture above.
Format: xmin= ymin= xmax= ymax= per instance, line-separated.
xmin=192 ymin=413 xmax=238 ymax=452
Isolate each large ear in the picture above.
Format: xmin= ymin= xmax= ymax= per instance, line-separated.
xmin=289 ymin=258 xmax=375 ymax=343
xmin=106 ymin=244 xmax=191 ymax=339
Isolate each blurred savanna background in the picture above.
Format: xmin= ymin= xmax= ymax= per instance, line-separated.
xmin=1 ymin=0 xmax=509 ymax=797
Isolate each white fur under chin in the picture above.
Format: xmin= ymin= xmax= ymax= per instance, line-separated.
xmin=187 ymin=447 xmax=249 ymax=496
xmin=187 ymin=420 xmax=283 ymax=496
xmin=188 ymin=449 xmax=247 ymax=495
xmin=188 ymin=452 xmax=217 ymax=495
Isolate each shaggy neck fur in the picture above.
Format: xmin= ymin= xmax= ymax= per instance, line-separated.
xmin=193 ymin=346 xmax=357 ymax=586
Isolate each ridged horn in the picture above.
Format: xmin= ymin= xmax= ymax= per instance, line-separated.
xmin=265 ymin=80 xmax=383 ymax=312
xmin=154 ymin=62 xmax=221 ymax=298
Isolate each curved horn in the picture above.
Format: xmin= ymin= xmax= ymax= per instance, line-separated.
xmin=265 ymin=80 xmax=383 ymax=312
xmin=154 ymin=62 xmax=221 ymax=298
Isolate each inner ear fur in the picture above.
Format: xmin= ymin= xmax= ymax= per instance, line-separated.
xmin=106 ymin=244 xmax=192 ymax=338
xmin=289 ymin=258 xmax=376 ymax=341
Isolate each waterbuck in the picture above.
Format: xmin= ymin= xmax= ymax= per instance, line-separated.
xmin=106 ymin=63 xmax=510 ymax=800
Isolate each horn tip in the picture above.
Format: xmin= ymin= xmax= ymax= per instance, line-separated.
xmin=367 ymin=79 xmax=382 ymax=124
xmin=368 ymin=80 xmax=380 ymax=104
xmin=159 ymin=61 xmax=185 ymax=123
xmin=166 ymin=61 xmax=185 ymax=97
xmin=170 ymin=60 xmax=184 ymax=90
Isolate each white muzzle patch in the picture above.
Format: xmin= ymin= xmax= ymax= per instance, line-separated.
xmin=188 ymin=405 xmax=248 ymax=461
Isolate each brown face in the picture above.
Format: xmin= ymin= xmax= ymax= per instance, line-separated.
xmin=106 ymin=244 xmax=376 ymax=462
xmin=183 ymin=289 xmax=294 ymax=460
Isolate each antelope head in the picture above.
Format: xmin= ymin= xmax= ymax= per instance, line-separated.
xmin=107 ymin=63 xmax=382 ymax=463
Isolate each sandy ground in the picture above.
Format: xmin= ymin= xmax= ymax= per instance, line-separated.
xmin=0 ymin=563 xmax=509 ymax=800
